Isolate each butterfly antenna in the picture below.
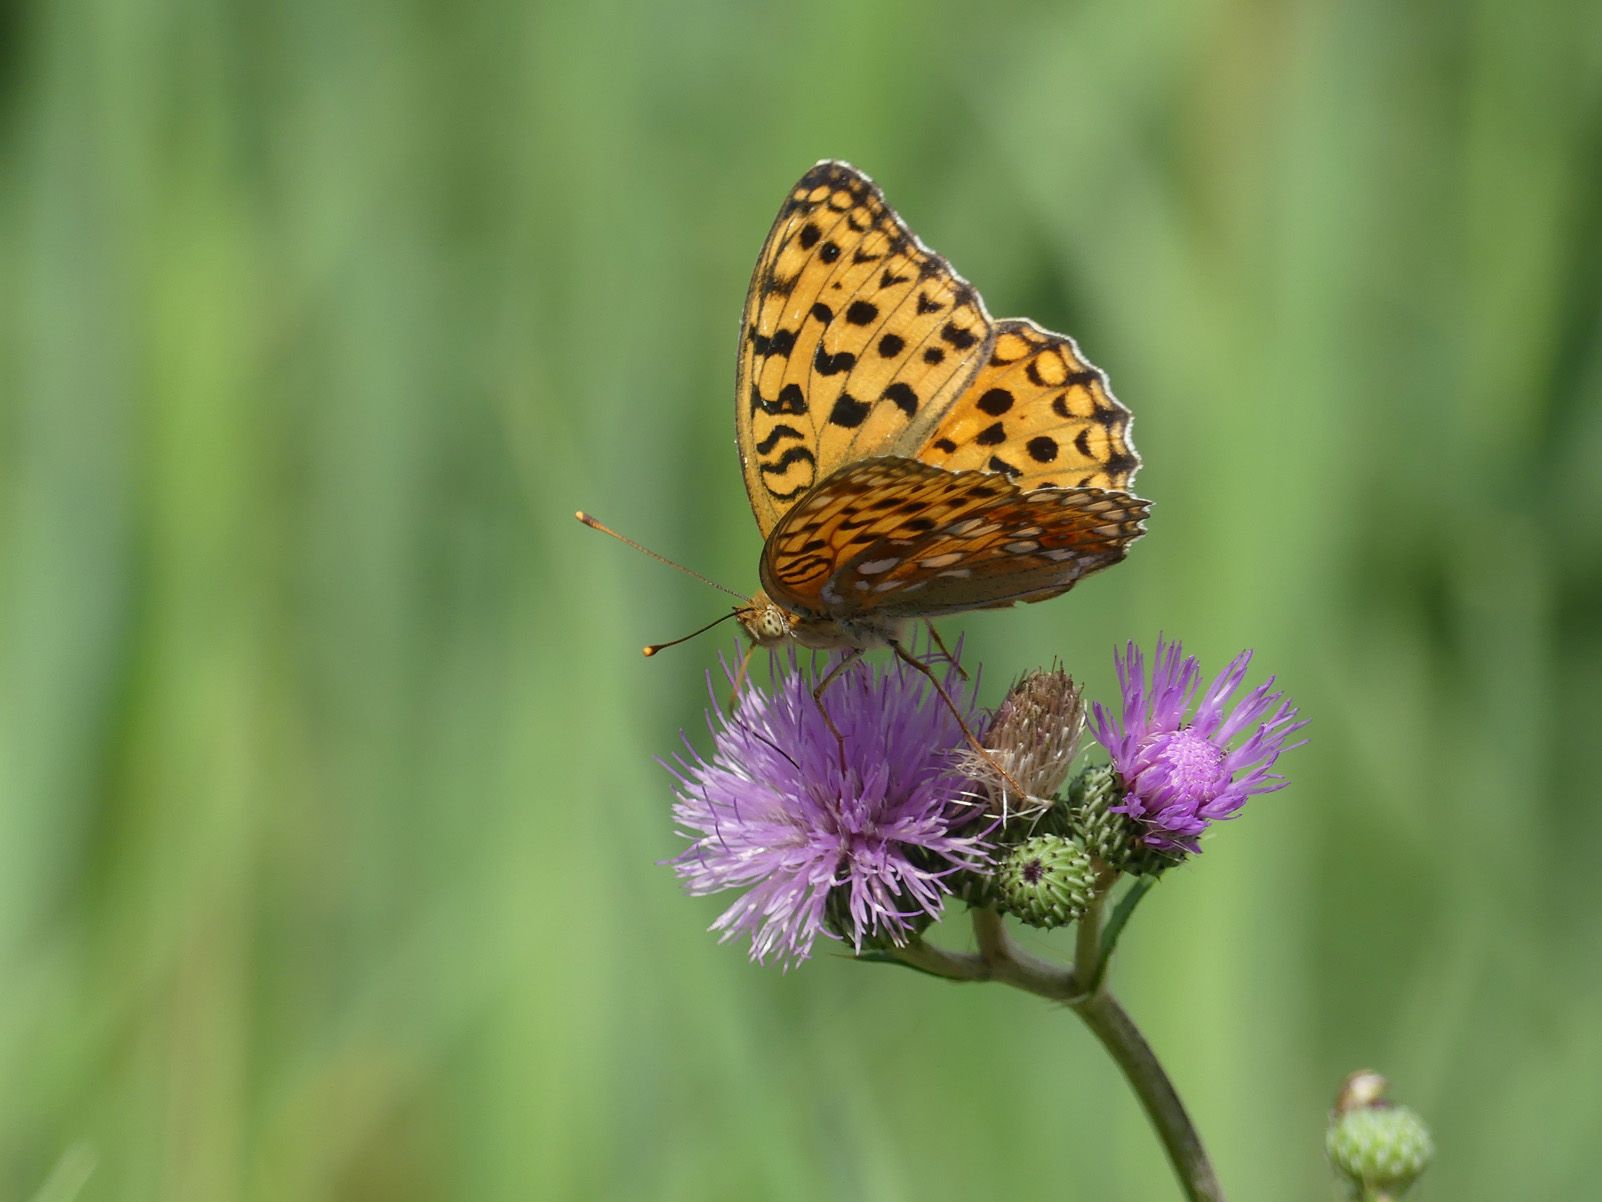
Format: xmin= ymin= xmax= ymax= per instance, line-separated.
xmin=575 ymin=511 xmax=746 ymax=601
xmin=643 ymin=608 xmax=742 ymax=658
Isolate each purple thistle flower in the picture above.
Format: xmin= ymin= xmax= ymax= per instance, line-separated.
xmin=1090 ymin=638 xmax=1307 ymax=854
xmin=667 ymin=651 xmax=990 ymax=968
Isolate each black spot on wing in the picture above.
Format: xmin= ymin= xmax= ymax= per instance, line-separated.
xmin=749 ymin=326 xmax=796 ymax=357
xmin=1073 ymin=429 xmax=1092 ymax=456
xmin=1026 ymin=436 xmax=1059 ymax=463
xmin=1103 ymin=449 xmax=1138 ymax=477
xmin=987 ymin=455 xmax=1022 ymax=479
xmin=758 ymin=445 xmax=816 ymax=482
xmin=755 ymin=424 xmax=806 ymax=454
xmin=750 ymin=382 xmax=808 ymax=415
xmin=916 ymin=292 xmax=941 ymax=314
xmin=1091 ymin=403 xmax=1124 ymax=429
xmin=829 ymin=393 xmax=871 ymax=428
xmin=814 ymin=346 xmax=857 ymax=376
xmin=798 ymin=223 xmax=821 ymax=249
xmin=923 ymin=347 xmax=945 ymax=365
xmin=976 ymin=388 xmax=1013 ymax=416
xmin=940 ymin=322 xmax=978 ymax=350
xmin=878 ymin=333 xmax=905 ymax=358
xmin=820 ymin=241 xmax=841 ymax=263
xmin=846 ymin=300 xmax=879 ymax=325
xmin=881 ymin=382 xmax=918 ymax=417
xmin=811 ymin=303 xmax=834 ymax=324
xmin=976 ymin=422 xmax=1006 ymax=446
xmin=931 ymin=437 xmax=957 ymax=454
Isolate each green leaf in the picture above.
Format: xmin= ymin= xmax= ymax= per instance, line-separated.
xmin=1097 ymin=877 xmax=1155 ymax=969
xmin=846 ymin=949 xmax=960 ymax=980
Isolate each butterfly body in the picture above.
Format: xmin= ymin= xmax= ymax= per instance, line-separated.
xmin=739 ymin=587 xmax=906 ymax=653
xmin=730 ymin=160 xmax=1149 ymax=656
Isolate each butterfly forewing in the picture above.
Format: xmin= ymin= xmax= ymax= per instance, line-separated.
xmin=761 ymin=458 xmax=1149 ymax=620
xmin=917 ymin=319 xmax=1140 ymax=492
xmin=736 ymin=163 xmax=994 ymax=537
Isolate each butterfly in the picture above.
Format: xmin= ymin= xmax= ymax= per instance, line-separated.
xmin=732 ymin=161 xmax=1149 ymax=671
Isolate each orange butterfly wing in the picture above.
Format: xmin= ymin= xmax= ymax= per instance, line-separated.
xmin=760 ymin=457 xmax=1149 ymax=619
xmin=916 ymin=319 xmax=1139 ymax=491
xmin=735 ymin=162 xmax=993 ymax=536
xmin=736 ymin=162 xmax=1150 ymax=632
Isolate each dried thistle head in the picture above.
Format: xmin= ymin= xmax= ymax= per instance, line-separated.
xmin=964 ymin=668 xmax=1085 ymax=825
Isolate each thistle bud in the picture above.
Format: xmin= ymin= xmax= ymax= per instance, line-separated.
xmin=964 ymin=669 xmax=1084 ymax=824
xmin=1066 ymin=764 xmax=1178 ymax=877
xmin=1325 ymin=1071 xmax=1434 ymax=1198
xmin=993 ymin=835 xmax=1096 ymax=928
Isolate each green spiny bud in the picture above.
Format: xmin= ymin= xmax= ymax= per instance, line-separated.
xmin=1066 ymin=764 xmax=1178 ymax=877
xmin=1326 ymin=1071 xmax=1433 ymax=1197
xmin=1068 ymin=764 xmax=1131 ymax=860
xmin=993 ymin=835 xmax=1096 ymax=928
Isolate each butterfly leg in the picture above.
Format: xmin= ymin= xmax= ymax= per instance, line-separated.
xmin=922 ymin=620 xmax=969 ymax=681
xmin=888 ymin=639 xmax=1026 ymax=799
xmin=726 ymin=643 xmax=757 ymax=711
xmin=811 ymin=649 xmax=864 ymax=772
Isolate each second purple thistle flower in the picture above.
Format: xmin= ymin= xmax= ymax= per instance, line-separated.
xmin=1090 ymin=638 xmax=1307 ymax=854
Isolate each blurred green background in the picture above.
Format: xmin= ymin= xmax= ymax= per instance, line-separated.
xmin=3 ymin=0 xmax=1600 ymax=1198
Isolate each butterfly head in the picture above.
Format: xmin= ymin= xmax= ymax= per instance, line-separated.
xmin=737 ymin=590 xmax=793 ymax=647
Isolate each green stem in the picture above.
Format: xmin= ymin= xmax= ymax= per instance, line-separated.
xmin=1072 ymin=989 xmax=1225 ymax=1202
xmin=1074 ymin=882 xmax=1108 ymax=991
xmin=895 ymin=910 xmax=1225 ymax=1202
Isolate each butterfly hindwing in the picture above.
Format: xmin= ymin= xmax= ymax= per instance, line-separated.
xmin=736 ymin=162 xmax=994 ymax=537
xmin=760 ymin=457 xmax=1149 ymax=619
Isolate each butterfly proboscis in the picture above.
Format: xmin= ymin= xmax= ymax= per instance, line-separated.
xmin=575 ymin=509 xmax=1011 ymax=786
